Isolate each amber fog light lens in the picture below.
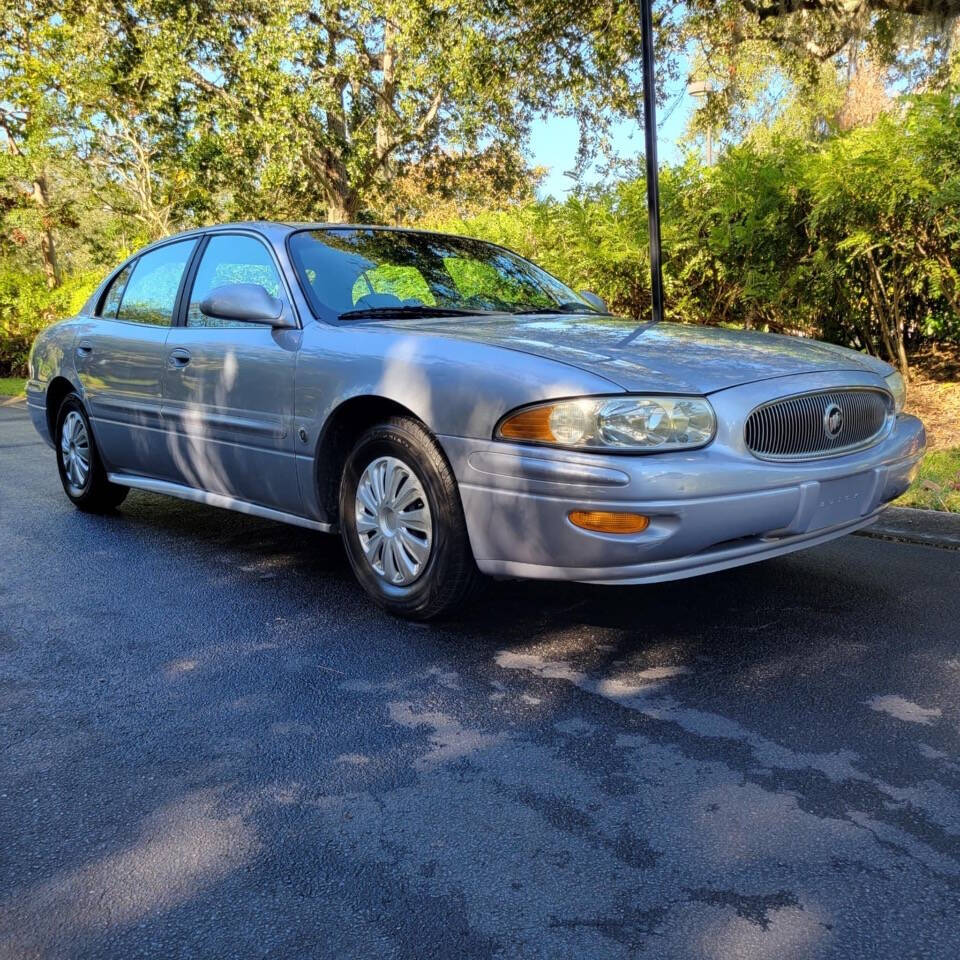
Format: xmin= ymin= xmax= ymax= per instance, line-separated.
xmin=569 ymin=510 xmax=650 ymax=534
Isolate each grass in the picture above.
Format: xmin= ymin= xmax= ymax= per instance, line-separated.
xmin=896 ymin=448 xmax=960 ymax=513
xmin=0 ymin=377 xmax=26 ymax=397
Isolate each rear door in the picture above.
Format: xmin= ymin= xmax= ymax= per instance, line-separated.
xmin=74 ymin=238 xmax=197 ymax=478
xmin=160 ymin=231 xmax=302 ymax=513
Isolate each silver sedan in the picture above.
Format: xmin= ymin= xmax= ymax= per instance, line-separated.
xmin=26 ymin=223 xmax=926 ymax=618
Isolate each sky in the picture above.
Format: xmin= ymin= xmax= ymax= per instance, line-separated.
xmin=528 ymin=75 xmax=701 ymax=199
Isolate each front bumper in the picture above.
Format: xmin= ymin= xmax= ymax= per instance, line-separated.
xmin=439 ymin=392 xmax=925 ymax=585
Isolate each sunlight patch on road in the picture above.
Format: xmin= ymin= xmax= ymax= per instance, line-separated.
xmin=494 ymin=644 xmax=960 ymax=883
xmin=866 ymin=694 xmax=942 ymax=725
xmin=694 ymin=899 xmax=828 ymax=960
xmin=495 ymin=648 xmax=877 ymax=783
xmin=388 ymin=701 xmax=505 ymax=769
xmin=162 ymin=657 xmax=198 ymax=678
xmin=0 ymin=790 xmax=257 ymax=956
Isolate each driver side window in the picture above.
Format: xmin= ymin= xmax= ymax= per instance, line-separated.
xmin=187 ymin=234 xmax=282 ymax=328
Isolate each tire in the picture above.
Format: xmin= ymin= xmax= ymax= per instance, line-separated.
xmin=55 ymin=394 xmax=128 ymax=512
xmin=339 ymin=416 xmax=482 ymax=620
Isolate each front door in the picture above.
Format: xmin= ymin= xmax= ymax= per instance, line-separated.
xmin=160 ymin=232 xmax=302 ymax=513
xmin=74 ymin=238 xmax=197 ymax=479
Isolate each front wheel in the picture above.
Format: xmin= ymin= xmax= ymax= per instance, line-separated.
xmin=55 ymin=395 xmax=128 ymax=512
xmin=339 ymin=416 xmax=481 ymax=620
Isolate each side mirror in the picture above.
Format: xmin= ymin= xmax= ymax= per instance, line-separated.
xmin=199 ymin=283 xmax=294 ymax=327
xmin=579 ymin=290 xmax=608 ymax=314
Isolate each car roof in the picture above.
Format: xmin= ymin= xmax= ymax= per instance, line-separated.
xmin=149 ymin=221 xmax=479 ymax=249
xmin=88 ymin=221 xmax=494 ymax=314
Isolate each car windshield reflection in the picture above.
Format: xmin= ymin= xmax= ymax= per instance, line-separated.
xmin=287 ymin=227 xmax=602 ymax=322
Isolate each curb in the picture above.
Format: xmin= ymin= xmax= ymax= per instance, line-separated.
xmin=0 ymin=394 xmax=26 ymax=408
xmin=855 ymin=506 xmax=960 ymax=551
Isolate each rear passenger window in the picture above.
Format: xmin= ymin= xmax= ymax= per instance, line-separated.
xmin=99 ymin=264 xmax=133 ymax=318
xmin=116 ymin=239 xmax=196 ymax=326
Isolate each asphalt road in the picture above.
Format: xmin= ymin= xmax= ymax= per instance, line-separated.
xmin=2 ymin=401 xmax=959 ymax=960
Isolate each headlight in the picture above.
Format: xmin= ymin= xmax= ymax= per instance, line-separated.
xmin=497 ymin=396 xmax=716 ymax=452
xmin=884 ymin=370 xmax=906 ymax=413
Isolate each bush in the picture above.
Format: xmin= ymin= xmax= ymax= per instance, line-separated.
xmin=0 ymin=270 xmax=100 ymax=377
xmin=3 ymin=91 xmax=956 ymax=378
xmin=435 ymin=88 xmax=960 ymax=374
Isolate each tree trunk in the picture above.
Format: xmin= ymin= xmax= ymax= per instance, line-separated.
xmin=307 ymin=146 xmax=358 ymax=223
xmin=890 ymin=275 xmax=910 ymax=381
xmin=852 ymin=301 xmax=878 ymax=356
xmin=865 ymin=250 xmax=909 ymax=380
xmin=31 ymin=175 xmax=61 ymax=289
xmin=325 ymin=181 xmax=358 ymax=223
xmin=375 ymin=23 xmax=397 ymax=183
xmin=856 ymin=319 xmax=878 ymax=357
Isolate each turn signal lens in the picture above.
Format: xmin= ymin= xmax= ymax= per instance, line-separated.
xmin=569 ymin=510 xmax=650 ymax=534
xmin=497 ymin=404 xmax=555 ymax=441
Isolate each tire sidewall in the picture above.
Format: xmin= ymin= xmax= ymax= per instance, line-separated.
xmin=340 ymin=425 xmax=461 ymax=615
xmin=56 ymin=396 xmax=96 ymax=504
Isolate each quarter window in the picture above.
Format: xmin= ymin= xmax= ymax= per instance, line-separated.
xmin=99 ymin=264 xmax=133 ymax=318
xmin=187 ymin=235 xmax=283 ymax=328
xmin=116 ymin=240 xmax=196 ymax=326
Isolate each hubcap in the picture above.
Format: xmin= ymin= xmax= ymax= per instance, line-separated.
xmin=355 ymin=455 xmax=433 ymax=586
xmin=60 ymin=411 xmax=90 ymax=490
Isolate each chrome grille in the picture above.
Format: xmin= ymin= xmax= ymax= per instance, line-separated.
xmin=744 ymin=389 xmax=890 ymax=460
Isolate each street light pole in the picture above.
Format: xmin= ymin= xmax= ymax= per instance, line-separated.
xmin=639 ymin=0 xmax=664 ymax=326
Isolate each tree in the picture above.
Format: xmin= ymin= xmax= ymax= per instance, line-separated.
xmin=385 ymin=144 xmax=545 ymax=226
xmin=673 ymin=0 xmax=959 ymax=157
xmin=0 ymin=0 xmax=79 ymax=287
xmin=72 ymin=0 xmax=648 ymax=224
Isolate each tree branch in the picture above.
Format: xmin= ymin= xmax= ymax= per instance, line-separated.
xmin=743 ymin=0 xmax=960 ymax=22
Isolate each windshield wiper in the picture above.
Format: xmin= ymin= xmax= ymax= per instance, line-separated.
xmin=338 ymin=305 xmax=485 ymax=321
xmin=513 ymin=302 xmax=606 ymax=316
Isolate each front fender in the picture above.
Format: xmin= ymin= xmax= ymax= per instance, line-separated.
xmin=294 ymin=323 xmax=623 ymax=443
xmin=292 ymin=322 xmax=624 ymax=524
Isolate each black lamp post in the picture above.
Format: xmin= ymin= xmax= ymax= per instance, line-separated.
xmin=639 ymin=0 xmax=664 ymax=325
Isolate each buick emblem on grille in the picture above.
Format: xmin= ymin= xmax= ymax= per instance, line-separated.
xmin=745 ymin=389 xmax=885 ymax=459
xmin=823 ymin=402 xmax=844 ymax=439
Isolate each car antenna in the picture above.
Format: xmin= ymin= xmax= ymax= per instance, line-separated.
xmin=620 ymin=0 xmax=664 ymax=347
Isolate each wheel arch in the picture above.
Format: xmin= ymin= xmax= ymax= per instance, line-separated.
xmin=45 ymin=376 xmax=80 ymax=440
xmin=313 ymin=394 xmax=434 ymax=525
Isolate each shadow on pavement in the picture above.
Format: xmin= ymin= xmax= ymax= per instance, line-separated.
xmin=2 ymin=486 xmax=960 ymax=959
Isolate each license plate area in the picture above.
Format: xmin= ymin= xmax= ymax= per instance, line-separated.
xmin=811 ymin=473 xmax=874 ymax=528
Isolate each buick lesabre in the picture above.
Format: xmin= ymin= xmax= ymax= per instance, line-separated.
xmin=26 ymin=223 xmax=926 ymax=618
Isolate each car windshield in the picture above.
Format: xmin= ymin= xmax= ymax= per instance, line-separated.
xmin=287 ymin=228 xmax=604 ymax=321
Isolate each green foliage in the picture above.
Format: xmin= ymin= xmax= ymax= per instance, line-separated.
xmin=677 ymin=0 xmax=960 ymax=155
xmin=0 ymin=269 xmax=99 ymax=376
xmin=437 ymin=89 xmax=960 ymax=372
xmin=351 ymin=265 xmax=436 ymax=306
xmin=2 ymin=0 xmax=648 ymax=231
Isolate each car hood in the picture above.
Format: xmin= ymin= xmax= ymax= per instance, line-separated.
xmin=374 ymin=314 xmax=886 ymax=393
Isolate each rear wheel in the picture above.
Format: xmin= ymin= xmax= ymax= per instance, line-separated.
xmin=339 ymin=416 xmax=481 ymax=620
xmin=55 ymin=395 xmax=128 ymax=512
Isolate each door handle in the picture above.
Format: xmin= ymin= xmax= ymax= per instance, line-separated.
xmin=167 ymin=349 xmax=192 ymax=369
xmin=76 ymin=341 xmax=93 ymax=357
